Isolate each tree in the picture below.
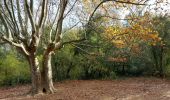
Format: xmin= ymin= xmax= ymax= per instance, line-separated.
xmin=0 ymin=0 xmax=69 ymax=94
xmin=150 ymin=16 xmax=170 ymax=77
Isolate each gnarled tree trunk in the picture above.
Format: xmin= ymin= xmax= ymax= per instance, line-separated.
xmin=28 ymin=55 xmax=42 ymax=94
xmin=41 ymin=52 xmax=56 ymax=93
xmin=27 ymin=52 xmax=56 ymax=94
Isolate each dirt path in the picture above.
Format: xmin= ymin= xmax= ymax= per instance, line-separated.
xmin=1 ymin=77 xmax=170 ymax=100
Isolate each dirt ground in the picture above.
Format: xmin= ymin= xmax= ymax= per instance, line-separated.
xmin=1 ymin=77 xmax=170 ymax=100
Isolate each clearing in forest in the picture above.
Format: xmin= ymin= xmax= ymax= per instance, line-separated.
xmin=1 ymin=77 xmax=170 ymax=100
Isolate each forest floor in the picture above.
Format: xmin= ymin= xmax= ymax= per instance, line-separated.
xmin=1 ymin=77 xmax=170 ymax=100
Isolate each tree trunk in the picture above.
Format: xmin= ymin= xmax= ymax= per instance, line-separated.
xmin=159 ymin=46 xmax=164 ymax=78
xmin=122 ymin=64 xmax=125 ymax=75
xmin=41 ymin=52 xmax=56 ymax=93
xmin=28 ymin=55 xmax=42 ymax=94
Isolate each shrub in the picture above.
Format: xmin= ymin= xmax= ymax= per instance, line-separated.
xmin=0 ymin=51 xmax=30 ymax=86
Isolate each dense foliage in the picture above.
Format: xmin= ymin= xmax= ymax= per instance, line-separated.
xmin=0 ymin=45 xmax=30 ymax=86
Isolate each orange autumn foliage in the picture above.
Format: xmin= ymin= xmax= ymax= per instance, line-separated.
xmin=103 ymin=14 xmax=161 ymax=51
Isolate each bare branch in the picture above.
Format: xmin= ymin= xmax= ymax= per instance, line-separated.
xmin=95 ymin=15 xmax=136 ymax=21
xmin=10 ymin=0 xmax=20 ymax=33
xmin=54 ymin=0 xmax=68 ymax=43
xmin=63 ymin=21 xmax=80 ymax=34
xmin=62 ymin=38 xmax=85 ymax=45
xmin=71 ymin=43 xmax=92 ymax=55
xmin=16 ymin=0 xmax=24 ymax=33
xmin=49 ymin=2 xmax=60 ymax=43
xmin=24 ymin=0 xmax=28 ymax=32
xmin=0 ymin=11 xmax=9 ymax=36
xmin=4 ymin=0 xmax=17 ymax=32
xmin=63 ymin=0 xmax=78 ymax=19
xmin=88 ymin=0 xmax=147 ymax=22
xmin=25 ymin=0 xmax=36 ymax=32
xmin=73 ymin=43 xmax=100 ymax=48
xmin=0 ymin=9 xmax=15 ymax=33
xmin=108 ymin=0 xmax=147 ymax=5
xmin=38 ymin=0 xmax=48 ymax=29
xmin=1 ymin=36 xmax=29 ymax=55
xmin=35 ymin=3 xmax=41 ymax=24
xmin=30 ymin=0 xmax=33 ymax=13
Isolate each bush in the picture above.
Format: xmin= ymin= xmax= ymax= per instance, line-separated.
xmin=0 ymin=51 xmax=30 ymax=86
xmin=69 ymin=65 xmax=84 ymax=79
xmin=109 ymin=71 xmax=117 ymax=79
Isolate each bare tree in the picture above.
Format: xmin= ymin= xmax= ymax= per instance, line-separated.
xmin=0 ymin=0 xmax=69 ymax=94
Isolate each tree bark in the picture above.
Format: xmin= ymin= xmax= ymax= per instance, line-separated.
xmin=28 ymin=55 xmax=42 ymax=94
xmin=159 ymin=46 xmax=164 ymax=78
xmin=41 ymin=52 xmax=56 ymax=93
